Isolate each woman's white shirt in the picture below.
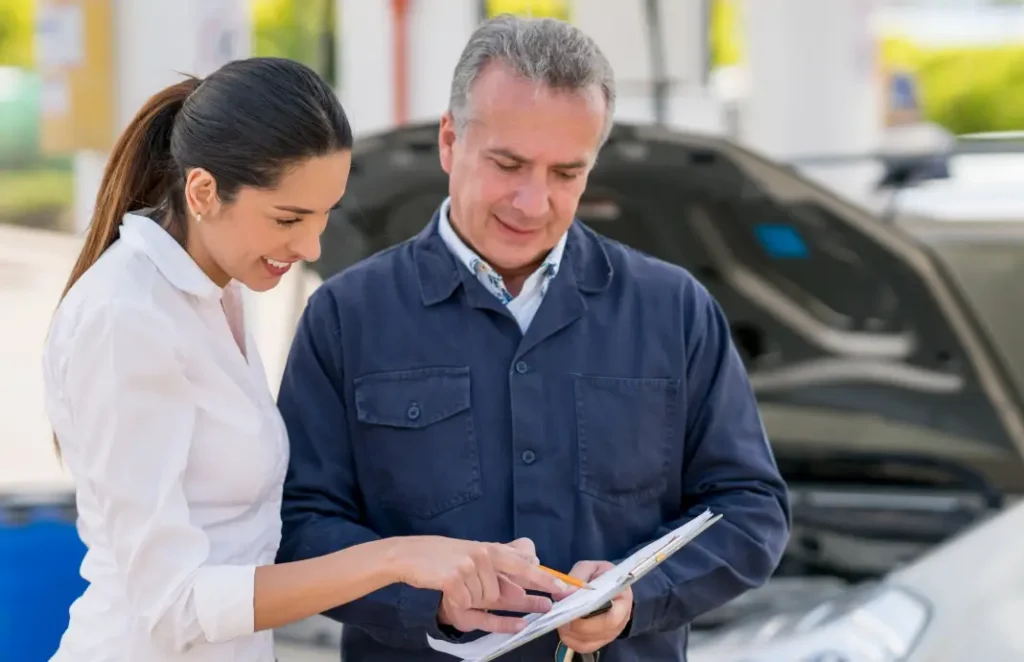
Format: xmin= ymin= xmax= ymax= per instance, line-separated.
xmin=41 ymin=213 xmax=289 ymax=662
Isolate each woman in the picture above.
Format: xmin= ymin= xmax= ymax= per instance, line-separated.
xmin=41 ymin=57 xmax=564 ymax=661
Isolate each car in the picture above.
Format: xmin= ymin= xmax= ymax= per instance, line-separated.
xmin=687 ymin=496 xmax=1024 ymax=661
xmin=311 ymin=120 xmax=1024 ymax=628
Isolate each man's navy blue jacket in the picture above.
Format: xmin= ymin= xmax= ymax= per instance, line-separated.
xmin=276 ymin=212 xmax=791 ymax=661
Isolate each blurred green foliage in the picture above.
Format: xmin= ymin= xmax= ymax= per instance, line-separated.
xmin=0 ymin=0 xmax=33 ymax=68
xmin=0 ymin=165 xmax=72 ymax=227
xmin=252 ymin=0 xmax=335 ymax=82
xmin=486 ymin=0 xmax=570 ymax=20
xmin=881 ymin=37 xmax=1024 ymax=134
xmin=710 ymin=0 xmax=743 ymax=68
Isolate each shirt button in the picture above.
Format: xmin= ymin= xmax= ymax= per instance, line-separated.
xmin=521 ymin=450 xmax=536 ymax=464
xmin=514 ymin=360 xmax=529 ymax=374
xmin=406 ymin=403 xmax=421 ymax=420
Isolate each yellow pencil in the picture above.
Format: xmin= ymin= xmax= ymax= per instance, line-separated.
xmin=539 ymin=565 xmax=594 ymax=590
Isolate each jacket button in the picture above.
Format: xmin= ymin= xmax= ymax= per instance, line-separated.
xmin=515 ymin=360 xmax=529 ymax=374
xmin=521 ymin=450 xmax=536 ymax=464
xmin=407 ymin=403 xmax=421 ymax=420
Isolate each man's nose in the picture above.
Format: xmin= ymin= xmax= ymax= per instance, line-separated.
xmin=512 ymin=177 xmax=551 ymax=217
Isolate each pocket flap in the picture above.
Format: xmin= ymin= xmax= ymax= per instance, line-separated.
xmin=354 ymin=367 xmax=471 ymax=429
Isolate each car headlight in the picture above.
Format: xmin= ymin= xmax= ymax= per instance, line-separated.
xmin=688 ymin=583 xmax=931 ymax=662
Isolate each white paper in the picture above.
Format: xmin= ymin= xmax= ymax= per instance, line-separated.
xmin=427 ymin=510 xmax=722 ymax=662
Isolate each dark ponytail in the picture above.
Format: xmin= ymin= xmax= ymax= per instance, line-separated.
xmin=58 ymin=57 xmax=353 ymax=304
xmin=59 ymin=76 xmax=201 ymax=303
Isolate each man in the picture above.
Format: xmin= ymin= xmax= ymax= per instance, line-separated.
xmin=276 ymin=14 xmax=790 ymax=661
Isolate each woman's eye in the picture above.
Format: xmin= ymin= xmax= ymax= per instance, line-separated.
xmin=276 ymin=218 xmax=301 ymax=226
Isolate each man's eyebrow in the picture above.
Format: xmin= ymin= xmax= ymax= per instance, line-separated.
xmin=486 ymin=147 xmax=588 ymax=170
xmin=487 ymin=148 xmax=529 ymax=163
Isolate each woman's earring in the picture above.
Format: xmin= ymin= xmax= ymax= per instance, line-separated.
xmin=195 ymin=213 xmax=202 ymax=224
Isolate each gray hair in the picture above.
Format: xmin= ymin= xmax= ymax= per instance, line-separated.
xmin=449 ymin=14 xmax=617 ymax=144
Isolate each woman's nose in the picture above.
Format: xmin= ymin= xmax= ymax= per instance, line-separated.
xmin=293 ymin=232 xmax=322 ymax=263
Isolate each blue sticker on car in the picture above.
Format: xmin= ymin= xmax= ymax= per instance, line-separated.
xmin=754 ymin=223 xmax=809 ymax=259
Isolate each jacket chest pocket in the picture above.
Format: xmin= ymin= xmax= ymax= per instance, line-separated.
xmin=573 ymin=375 xmax=680 ymax=507
xmin=353 ymin=366 xmax=482 ymax=519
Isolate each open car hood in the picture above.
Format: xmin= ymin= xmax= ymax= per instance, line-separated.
xmin=314 ymin=122 xmax=1024 ymax=494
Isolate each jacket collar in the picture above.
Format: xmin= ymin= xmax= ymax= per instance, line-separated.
xmin=413 ymin=207 xmax=613 ymax=307
xmin=118 ymin=213 xmax=225 ymax=301
xmin=436 ymin=197 xmax=568 ymax=289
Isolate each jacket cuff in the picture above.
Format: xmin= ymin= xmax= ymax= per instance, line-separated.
xmin=620 ymin=566 xmax=673 ymax=638
xmin=398 ymin=585 xmax=482 ymax=644
xmin=397 ymin=585 xmax=466 ymax=642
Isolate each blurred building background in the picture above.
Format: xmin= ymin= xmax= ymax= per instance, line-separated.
xmin=5 ymin=0 xmax=1024 ymax=660
xmin=4 ymin=0 xmax=1024 ymax=236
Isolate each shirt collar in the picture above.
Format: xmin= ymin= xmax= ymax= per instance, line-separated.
xmin=436 ymin=196 xmax=568 ymax=286
xmin=117 ymin=213 xmax=226 ymax=301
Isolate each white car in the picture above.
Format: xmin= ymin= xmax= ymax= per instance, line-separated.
xmin=689 ymin=497 xmax=1024 ymax=661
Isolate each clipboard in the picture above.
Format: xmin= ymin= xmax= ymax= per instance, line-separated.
xmin=426 ymin=509 xmax=723 ymax=662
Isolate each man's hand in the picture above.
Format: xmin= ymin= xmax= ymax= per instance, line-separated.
xmin=554 ymin=561 xmax=633 ymax=654
xmin=437 ymin=538 xmax=560 ymax=634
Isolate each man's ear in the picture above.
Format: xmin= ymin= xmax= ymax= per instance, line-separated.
xmin=184 ymin=167 xmax=220 ymax=219
xmin=438 ymin=112 xmax=457 ymax=175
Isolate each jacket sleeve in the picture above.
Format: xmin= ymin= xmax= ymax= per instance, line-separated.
xmin=60 ymin=303 xmax=257 ymax=652
xmin=622 ymin=280 xmax=792 ymax=638
xmin=275 ymin=288 xmax=454 ymax=648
